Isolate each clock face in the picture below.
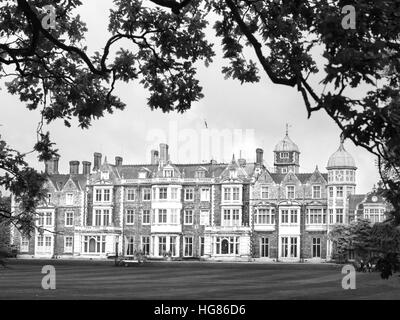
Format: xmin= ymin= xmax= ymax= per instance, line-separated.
xmin=372 ymin=196 xmax=378 ymax=202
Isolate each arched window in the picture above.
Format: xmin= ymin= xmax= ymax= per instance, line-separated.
xmin=89 ymin=238 xmax=96 ymax=253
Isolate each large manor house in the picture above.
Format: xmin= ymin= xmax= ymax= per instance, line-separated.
xmin=11 ymin=131 xmax=388 ymax=262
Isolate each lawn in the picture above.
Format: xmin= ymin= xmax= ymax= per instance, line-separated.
xmin=0 ymin=260 xmax=399 ymax=299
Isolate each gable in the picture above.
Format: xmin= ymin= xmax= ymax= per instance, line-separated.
xmin=281 ymin=171 xmax=301 ymax=185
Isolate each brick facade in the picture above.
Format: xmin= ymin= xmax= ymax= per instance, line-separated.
xmin=10 ymin=137 xmax=388 ymax=262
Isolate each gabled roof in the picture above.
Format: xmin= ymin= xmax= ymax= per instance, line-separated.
xmin=114 ymin=163 xmax=228 ymax=180
xmin=47 ymin=174 xmax=87 ymax=191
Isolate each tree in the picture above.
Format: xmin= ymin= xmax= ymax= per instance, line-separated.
xmin=0 ymin=1 xmax=399 ymax=237
xmin=329 ymin=219 xmax=373 ymax=263
xmin=329 ymin=219 xmax=400 ymax=279
xmin=0 ymin=195 xmax=11 ymax=248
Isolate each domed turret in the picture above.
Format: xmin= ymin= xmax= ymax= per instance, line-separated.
xmin=274 ymin=134 xmax=300 ymax=153
xmin=274 ymin=125 xmax=300 ymax=174
xmin=327 ymin=142 xmax=356 ymax=169
xmin=326 ymin=139 xmax=357 ymax=229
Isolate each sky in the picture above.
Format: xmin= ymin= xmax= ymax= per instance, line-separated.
xmin=0 ymin=0 xmax=380 ymax=194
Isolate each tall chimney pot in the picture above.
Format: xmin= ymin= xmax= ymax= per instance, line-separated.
xmin=69 ymin=161 xmax=80 ymax=175
xmin=82 ymin=161 xmax=91 ymax=175
xmin=44 ymin=156 xmax=59 ymax=175
xmin=115 ymin=156 xmax=123 ymax=166
xmin=151 ymin=150 xmax=159 ymax=165
xmin=256 ymin=148 xmax=264 ymax=165
xmin=159 ymin=143 xmax=169 ymax=164
xmin=93 ymin=152 xmax=102 ymax=171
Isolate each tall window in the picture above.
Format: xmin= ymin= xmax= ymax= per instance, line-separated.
xmin=281 ymin=237 xmax=288 ymax=257
xmin=286 ymin=185 xmax=295 ymax=199
xmin=171 ymin=209 xmax=179 ymax=224
xmin=290 ymin=209 xmax=298 ymax=223
xmin=45 ymin=212 xmax=52 ymax=226
xmin=37 ymin=212 xmax=52 ymax=227
xmin=223 ymin=187 xmax=241 ymax=201
xmin=308 ymin=209 xmax=324 ymax=224
xmin=224 ymin=188 xmax=231 ymax=201
xmin=127 ymin=189 xmax=135 ymax=201
xmin=143 ymin=188 xmax=151 ymax=201
xmin=261 ymin=186 xmax=269 ymax=199
xmin=142 ymin=236 xmax=150 ymax=255
xmin=312 ymin=238 xmax=321 ymax=258
xmin=336 ymin=209 xmax=344 ymax=223
xmin=329 ymin=187 xmax=334 ymax=198
xmin=65 ymin=212 xmax=74 ymax=227
xmin=312 ymin=186 xmax=321 ymax=199
xmin=64 ymin=236 xmax=73 ymax=253
xmin=255 ymin=209 xmax=275 ymax=225
xmin=222 ymin=209 xmax=241 ymax=226
xmin=103 ymin=189 xmax=110 ymax=201
xmin=200 ymin=188 xmax=210 ymax=201
xmin=126 ymin=236 xmax=135 ymax=256
xmin=95 ymin=188 xmax=112 ymax=202
xmin=184 ymin=210 xmax=193 ymax=225
xmin=37 ymin=235 xmax=44 ymax=247
xmin=281 ymin=237 xmax=298 ymax=258
xmin=329 ymin=209 xmax=334 ymax=224
xmin=185 ymin=188 xmax=194 ymax=201
xmin=95 ymin=209 xmax=102 ymax=226
xmin=170 ymin=236 xmax=177 ymax=256
xmin=260 ymin=237 xmax=269 ymax=257
xmin=290 ymin=237 xmax=298 ymax=257
xmin=94 ymin=209 xmax=111 ymax=226
xmin=66 ymin=193 xmax=74 ymax=205
xmin=103 ymin=209 xmax=110 ymax=226
xmin=20 ymin=237 xmax=29 ymax=252
xmin=199 ymin=237 xmax=204 ymax=256
xmin=200 ymin=210 xmax=210 ymax=226
xmin=158 ymin=209 xmax=167 ymax=224
xmin=45 ymin=236 xmax=52 ymax=248
xmin=159 ymin=188 xmax=167 ymax=200
xmin=232 ymin=187 xmax=240 ymax=200
xmin=95 ymin=189 xmax=102 ymax=202
xmin=126 ymin=209 xmax=135 ymax=225
xmin=158 ymin=236 xmax=167 ymax=256
xmin=184 ymin=237 xmax=193 ymax=257
xmin=336 ymin=186 xmax=343 ymax=198
xmin=171 ymin=188 xmax=178 ymax=200
xmin=142 ymin=209 xmax=150 ymax=225
xmin=281 ymin=210 xmax=289 ymax=224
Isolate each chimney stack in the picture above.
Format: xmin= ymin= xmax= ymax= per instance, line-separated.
xmin=44 ymin=156 xmax=59 ymax=175
xmin=93 ymin=152 xmax=102 ymax=171
xmin=256 ymin=148 xmax=264 ymax=165
xmin=115 ymin=156 xmax=123 ymax=166
xmin=82 ymin=161 xmax=91 ymax=175
xmin=69 ymin=161 xmax=80 ymax=175
xmin=151 ymin=150 xmax=159 ymax=165
xmin=159 ymin=143 xmax=169 ymax=164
